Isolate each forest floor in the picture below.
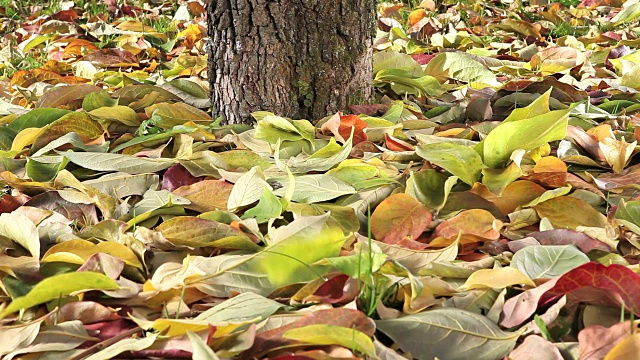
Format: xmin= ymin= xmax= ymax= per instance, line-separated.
xmin=1 ymin=0 xmax=640 ymax=359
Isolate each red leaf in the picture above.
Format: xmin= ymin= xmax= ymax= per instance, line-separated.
xmin=0 ymin=193 xmax=29 ymax=213
xmin=305 ymin=274 xmax=359 ymax=305
xmin=162 ymin=164 xmax=204 ymax=192
xmin=84 ymin=319 xmax=139 ymax=342
xmin=411 ymin=54 xmax=436 ymax=65
xmin=541 ymin=262 xmax=640 ymax=316
xmin=52 ymin=9 xmax=79 ymax=21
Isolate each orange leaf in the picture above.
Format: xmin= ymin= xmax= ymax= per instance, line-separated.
xmin=385 ymin=134 xmax=414 ymax=151
xmin=433 ymin=209 xmax=502 ymax=240
xmin=321 ymin=113 xmax=368 ymax=145
xmin=370 ymin=193 xmax=432 ymax=244
xmin=533 ymin=156 xmax=567 ymax=173
xmin=408 ymin=9 xmax=427 ymax=27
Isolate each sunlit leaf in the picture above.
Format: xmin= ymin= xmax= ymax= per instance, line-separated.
xmin=0 ymin=272 xmax=119 ymax=320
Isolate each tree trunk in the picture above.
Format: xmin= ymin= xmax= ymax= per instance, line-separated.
xmin=207 ymin=0 xmax=376 ymax=124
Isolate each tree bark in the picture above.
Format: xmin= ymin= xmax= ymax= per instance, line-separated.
xmin=207 ymin=0 xmax=376 ymax=124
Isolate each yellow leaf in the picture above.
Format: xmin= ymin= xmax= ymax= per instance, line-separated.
xmin=283 ymin=325 xmax=376 ymax=357
xmin=460 ymin=267 xmax=536 ymax=290
xmin=605 ymin=334 xmax=640 ymax=360
xmin=152 ymin=319 xmax=244 ymax=338
xmin=42 ymin=239 xmax=143 ymax=269
xmin=11 ymin=127 xmax=44 ymax=152
xmin=599 ymin=137 xmax=636 ymax=173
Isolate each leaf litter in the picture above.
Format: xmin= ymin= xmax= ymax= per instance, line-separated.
xmin=2 ymin=0 xmax=640 ymax=359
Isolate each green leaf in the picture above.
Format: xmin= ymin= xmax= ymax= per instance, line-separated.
xmin=425 ymin=52 xmax=499 ymax=85
xmin=510 ymin=245 xmax=590 ymax=279
xmin=374 ymin=69 xmax=445 ymax=97
xmin=271 ymin=174 xmax=356 ymax=203
xmin=406 ymin=169 xmax=457 ymax=212
xmin=376 ymin=308 xmax=520 ymax=360
xmin=286 ymin=203 xmax=360 ymax=234
xmin=156 ymin=216 xmax=258 ymax=250
xmin=254 ymin=114 xmax=315 ymax=146
xmin=26 ymin=156 xmax=68 ymax=182
xmin=162 ymin=79 xmax=211 ymax=108
xmin=175 ymin=214 xmax=345 ymax=296
xmin=60 ymin=152 xmax=175 ymax=174
xmin=416 ymin=143 xmax=483 ymax=185
xmin=612 ymin=1 xmax=640 ymax=26
xmin=373 ymin=50 xmax=424 ymax=76
xmin=110 ymin=125 xmax=197 ymax=153
xmin=503 ymin=89 xmax=552 ymax=123
xmin=615 ymin=199 xmax=640 ymax=235
xmin=7 ymin=108 xmax=71 ymax=132
xmin=195 ymin=292 xmax=286 ymax=324
xmin=0 ymin=127 xmax=17 ymax=150
xmin=483 ymin=103 xmax=570 ymax=168
xmin=82 ymin=90 xmax=118 ymax=112
xmin=145 ymin=102 xmax=212 ymax=128
xmin=283 ymin=136 xmax=353 ymax=173
xmin=282 ymin=325 xmax=375 ymax=357
xmin=241 ymin=188 xmax=283 ymax=224
xmin=0 ymin=272 xmax=119 ymax=320
xmin=228 ymin=166 xmax=271 ymax=212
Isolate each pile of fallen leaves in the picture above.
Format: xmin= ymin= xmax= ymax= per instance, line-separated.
xmin=3 ymin=0 xmax=640 ymax=359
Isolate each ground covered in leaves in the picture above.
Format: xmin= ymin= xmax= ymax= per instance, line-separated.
xmin=3 ymin=0 xmax=640 ymax=359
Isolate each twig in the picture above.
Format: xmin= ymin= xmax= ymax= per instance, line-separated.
xmin=68 ymin=326 xmax=142 ymax=360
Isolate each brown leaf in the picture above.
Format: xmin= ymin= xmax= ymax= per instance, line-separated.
xmin=80 ymin=49 xmax=139 ymax=68
xmin=24 ymin=191 xmax=98 ymax=226
xmin=530 ymin=229 xmax=611 ymax=253
xmin=172 ymin=180 xmax=233 ymax=213
xmin=593 ymin=164 xmax=640 ymax=190
xmin=533 ymin=196 xmax=608 ymax=229
xmin=524 ymin=172 xmax=605 ymax=199
xmin=35 ymin=84 xmax=103 ymax=109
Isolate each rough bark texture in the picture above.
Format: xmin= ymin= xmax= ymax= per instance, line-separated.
xmin=208 ymin=0 xmax=376 ymax=124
